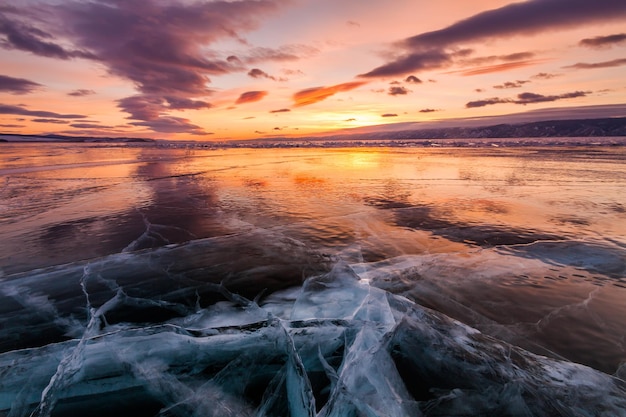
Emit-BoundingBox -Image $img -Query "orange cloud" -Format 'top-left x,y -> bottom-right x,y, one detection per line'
235,90 -> 268,104
456,60 -> 543,76
293,81 -> 366,107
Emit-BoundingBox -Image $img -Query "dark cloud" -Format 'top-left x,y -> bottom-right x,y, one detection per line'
381,113 -> 398,117
68,89 -> 95,97
360,49 -> 451,78
493,80 -> 530,89
405,75 -> 422,84
466,90 -> 590,108
388,86 -> 410,96
579,33 -> 626,49
475,88 -> 485,92
0,74 -> 41,94
466,97 -> 511,108
70,123 -> 115,129
31,118 -> 69,124
531,72 -> 560,80
361,0 -> 626,77
515,90 -> 589,104
563,58 -> 626,70
129,117 -> 206,135
419,108 -> 439,113
293,81 -> 366,106
345,118 -> 356,122
2,1 -> 286,134
273,127 -> 281,130
248,68 -> 285,81
0,104 -> 86,119
236,90 -> 268,104
270,108 -> 290,113
0,9 -> 95,60
118,95 -> 210,134
0,124 -> 23,128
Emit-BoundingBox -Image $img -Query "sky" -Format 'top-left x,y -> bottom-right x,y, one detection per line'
1,0 -> 626,141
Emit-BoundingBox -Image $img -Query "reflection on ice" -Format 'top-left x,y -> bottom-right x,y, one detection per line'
1,232 -> 624,416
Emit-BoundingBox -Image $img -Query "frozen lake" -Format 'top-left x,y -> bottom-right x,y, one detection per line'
1,142 -> 625,416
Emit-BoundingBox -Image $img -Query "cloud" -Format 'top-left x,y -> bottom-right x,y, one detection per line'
118,95 -> 210,134
360,50 -> 452,78
0,9 -> 95,60
243,44 -> 319,63
466,90 -> 590,107
388,86 -> 410,96
419,108 -> 439,113
361,0 -> 626,77
456,60 -> 541,76
32,118 -> 69,124
129,117 -> 206,135
68,89 -> 95,97
70,123 -> 115,129
381,113 -> 398,117
563,58 -> 626,69
493,80 -> 530,89
293,81 -> 366,106
515,90 -> 589,104
236,90 -> 268,104
579,33 -> 626,49
2,1 -> 287,134
466,97 -> 511,108
0,124 -> 23,128
0,103 -> 86,119
248,68 -> 285,81
405,75 -> 422,84
531,72 -> 561,80
345,118 -> 356,122
270,108 -> 290,113
0,74 -> 42,94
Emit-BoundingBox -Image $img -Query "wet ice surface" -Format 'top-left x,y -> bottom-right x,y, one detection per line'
1,143 -> 625,416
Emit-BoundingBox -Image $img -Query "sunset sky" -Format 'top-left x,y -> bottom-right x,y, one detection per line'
1,0 -> 626,140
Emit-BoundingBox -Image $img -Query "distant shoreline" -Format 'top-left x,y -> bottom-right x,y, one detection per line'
2,117 -> 625,147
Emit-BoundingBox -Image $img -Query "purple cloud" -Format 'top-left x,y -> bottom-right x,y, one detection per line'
419,108 -> 439,113
68,89 -> 95,97
0,9 -> 94,60
388,86 -> 410,96
579,33 -> 626,49
32,118 -> 69,124
0,74 -> 42,94
361,0 -> 626,78
563,58 -> 626,70
515,91 -> 589,104
493,80 -> 530,89
118,95 -> 210,134
466,97 -> 511,108
0,104 -> 86,119
70,123 -> 115,129
2,1 -> 286,134
531,72 -> 561,80
405,75 -> 422,84
248,68 -> 286,81
466,90 -> 590,108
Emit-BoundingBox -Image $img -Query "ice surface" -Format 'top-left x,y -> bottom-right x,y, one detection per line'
1,232 -> 625,416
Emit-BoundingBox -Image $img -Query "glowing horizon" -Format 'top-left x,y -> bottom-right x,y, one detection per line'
1,0 -> 625,141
